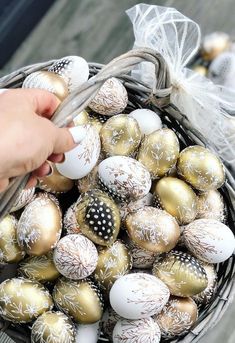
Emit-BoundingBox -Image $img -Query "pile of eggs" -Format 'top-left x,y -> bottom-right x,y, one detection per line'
0,54 -> 235,343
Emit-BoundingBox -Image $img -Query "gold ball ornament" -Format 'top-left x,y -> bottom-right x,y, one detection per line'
18,251 -> 60,283
177,146 -> 225,191
0,215 -> 25,263
31,311 -> 76,343
192,263 -> 217,304
100,114 -> 141,156
154,177 -> 198,225
154,296 -> 198,338
89,77 -> 128,116
201,32 -> 231,61
94,240 -> 132,292
63,203 -> 81,235
0,278 -> 53,323
75,189 -> 120,246
196,190 -> 226,222
138,128 -> 180,178
17,193 -> 62,256
38,162 -> 74,194
10,187 -> 35,213
22,71 -> 68,101
53,277 -> 103,324
153,251 -> 208,297
125,207 -> 180,253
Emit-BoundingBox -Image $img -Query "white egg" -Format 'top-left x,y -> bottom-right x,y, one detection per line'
109,273 -> 169,319
119,193 -> 154,222
128,109 -> 162,135
183,219 -> 235,263
56,125 -> 100,179
10,187 -> 35,213
127,240 -> 158,269
75,321 -> 100,343
98,156 -> 151,202
113,317 -> 161,343
49,56 -> 89,92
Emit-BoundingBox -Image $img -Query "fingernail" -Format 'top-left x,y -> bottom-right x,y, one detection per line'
69,126 -> 87,144
0,89 -> 8,95
46,164 -> 53,176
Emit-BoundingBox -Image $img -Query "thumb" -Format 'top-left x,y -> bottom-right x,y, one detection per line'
52,125 -> 88,154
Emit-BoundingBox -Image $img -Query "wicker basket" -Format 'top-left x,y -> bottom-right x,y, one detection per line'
0,48 -> 235,343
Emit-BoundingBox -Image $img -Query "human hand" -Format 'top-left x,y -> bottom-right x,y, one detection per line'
0,88 -> 77,192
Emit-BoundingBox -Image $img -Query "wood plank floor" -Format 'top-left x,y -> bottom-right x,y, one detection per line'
1,0 -> 235,342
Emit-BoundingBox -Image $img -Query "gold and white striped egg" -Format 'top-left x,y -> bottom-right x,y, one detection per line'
64,203 -> 81,235
128,108 -> 162,136
98,156 -> 151,202
22,71 -> 68,100
53,234 -> 98,280
56,124 -> 100,180
75,322 -> 100,343
109,273 -> 170,319
10,187 -> 35,213
0,278 -> 53,323
183,219 -> 235,263
125,207 -> 180,253
17,193 -> 62,256
192,263 -> 217,304
100,114 -> 141,156
153,251 -> 208,297
31,311 -> 76,343
53,277 -> 104,324
196,190 -> 226,222
89,77 -> 128,116
113,318 -> 161,343
48,55 -> 89,92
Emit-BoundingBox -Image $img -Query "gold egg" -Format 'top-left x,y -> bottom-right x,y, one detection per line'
64,203 -> 81,235
196,190 -> 225,222
53,277 -> 103,324
75,189 -> 120,246
201,32 -> 231,61
10,187 -> 35,213
31,311 -> 76,343
192,65 -> 208,76
154,177 -> 198,225
94,240 -> 132,292
76,165 -> 99,193
138,128 -> 180,178
18,251 -> 60,283
154,296 -> 198,338
0,278 -> 53,323
125,207 -> 180,253
89,113 -> 108,133
100,114 -> 141,156
38,162 -> 74,194
0,215 -> 25,263
192,263 -> 217,305
17,193 -> 62,256
73,110 -> 90,126
177,146 -> 225,191
22,71 -> 68,101
153,251 -> 208,297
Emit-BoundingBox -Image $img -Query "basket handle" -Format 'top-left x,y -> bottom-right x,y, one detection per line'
0,47 -> 172,220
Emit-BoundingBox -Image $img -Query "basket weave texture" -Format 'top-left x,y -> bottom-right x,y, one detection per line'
0,48 -> 234,343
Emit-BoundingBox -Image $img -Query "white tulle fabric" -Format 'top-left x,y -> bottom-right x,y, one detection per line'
126,4 -> 235,167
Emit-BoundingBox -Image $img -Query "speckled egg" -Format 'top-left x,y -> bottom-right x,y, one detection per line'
109,273 -> 170,319
196,190 -> 226,222
183,219 -> 235,263
89,77 -> 128,116
53,277 -> 103,324
53,234 -> 98,280
192,263 -> 217,304
10,187 -> 35,213
98,156 -> 151,202
153,251 -> 208,297
17,193 -> 62,256
64,203 -> 81,235
128,108 -> 162,136
125,207 -> 180,253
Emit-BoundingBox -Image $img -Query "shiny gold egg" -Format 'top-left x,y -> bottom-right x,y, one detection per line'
76,165 -> 99,194
177,146 -> 225,191
63,203 -> 81,235
0,215 -> 25,263
100,114 -> 141,156
38,162 -> 74,194
94,240 -> 132,292
73,110 -> 90,126
53,277 -> 103,324
154,177 -> 198,225
153,251 -> 208,297
192,263 -> 217,304
201,32 -> 231,61
31,311 -> 76,343
22,71 -> 68,101
18,251 -> 60,283
10,187 -> 35,213
125,207 -> 180,253
138,128 -> 180,178
196,190 -> 225,222
0,278 -> 53,323
75,189 -> 120,246
154,296 -> 198,338
17,193 -> 62,256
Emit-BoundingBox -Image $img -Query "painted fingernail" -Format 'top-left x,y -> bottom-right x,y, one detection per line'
69,126 -> 87,144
